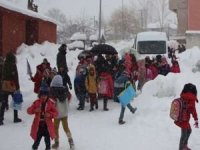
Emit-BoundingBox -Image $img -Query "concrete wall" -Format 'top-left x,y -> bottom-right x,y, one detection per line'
186,31 -> 200,49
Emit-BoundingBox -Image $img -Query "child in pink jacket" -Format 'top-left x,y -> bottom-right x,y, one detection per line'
27,88 -> 58,150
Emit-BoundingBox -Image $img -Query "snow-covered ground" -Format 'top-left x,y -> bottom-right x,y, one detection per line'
0,41 -> 200,150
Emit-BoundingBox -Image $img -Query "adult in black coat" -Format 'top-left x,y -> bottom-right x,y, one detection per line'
57,44 -> 68,72
0,52 -> 21,125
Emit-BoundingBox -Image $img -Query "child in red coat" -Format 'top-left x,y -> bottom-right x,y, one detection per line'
174,83 -> 198,150
170,61 -> 180,73
27,88 -> 58,150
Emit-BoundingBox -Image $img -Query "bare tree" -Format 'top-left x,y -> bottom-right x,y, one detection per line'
130,0 -> 155,31
109,6 -> 140,40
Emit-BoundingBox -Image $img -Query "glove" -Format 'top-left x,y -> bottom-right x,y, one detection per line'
194,120 -> 199,128
69,85 -> 72,90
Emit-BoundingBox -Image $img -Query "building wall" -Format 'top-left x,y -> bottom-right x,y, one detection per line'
186,31 -> 200,49
38,21 -> 56,43
2,11 -> 26,55
188,0 -> 200,30
0,6 -> 57,56
177,0 -> 188,35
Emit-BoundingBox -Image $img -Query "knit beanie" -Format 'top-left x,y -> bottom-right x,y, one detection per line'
50,75 -> 64,87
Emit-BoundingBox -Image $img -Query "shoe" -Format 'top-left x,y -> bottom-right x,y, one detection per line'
119,120 -> 126,125
0,122 -> 3,126
69,138 -> 75,150
131,107 -> 137,114
14,118 -> 22,123
52,141 -> 59,149
77,107 -> 84,110
89,108 -> 94,112
103,108 -> 109,111
119,120 -> 125,125
95,103 -> 98,109
183,145 -> 191,150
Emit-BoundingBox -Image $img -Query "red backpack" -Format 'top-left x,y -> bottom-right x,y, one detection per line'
170,98 -> 187,121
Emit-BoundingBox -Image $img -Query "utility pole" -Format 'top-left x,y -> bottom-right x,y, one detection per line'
98,0 -> 102,44
121,0 -> 124,39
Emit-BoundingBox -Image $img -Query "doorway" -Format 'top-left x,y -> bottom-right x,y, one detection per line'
26,20 -> 38,45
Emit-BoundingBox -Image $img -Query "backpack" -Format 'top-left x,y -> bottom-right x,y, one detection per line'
170,98 -> 187,121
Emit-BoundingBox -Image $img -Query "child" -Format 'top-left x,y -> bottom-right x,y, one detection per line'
27,87 -> 58,150
174,83 -> 198,150
85,65 -> 98,111
170,60 -> 180,73
74,68 -> 87,110
50,75 -> 75,150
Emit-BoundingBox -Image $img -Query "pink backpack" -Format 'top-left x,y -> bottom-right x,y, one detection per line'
170,98 -> 187,121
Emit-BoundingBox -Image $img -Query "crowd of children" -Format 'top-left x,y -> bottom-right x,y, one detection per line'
0,43 -> 184,150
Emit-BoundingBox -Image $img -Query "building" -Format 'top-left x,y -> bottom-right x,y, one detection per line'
0,1 -> 57,56
169,0 -> 200,35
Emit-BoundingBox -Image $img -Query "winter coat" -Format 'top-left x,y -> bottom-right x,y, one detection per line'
175,92 -> 198,129
27,98 -> 58,140
75,62 -> 88,77
170,65 -> 180,73
0,57 -> 4,90
85,73 -> 97,94
98,72 -> 113,98
31,72 -> 43,94
58,71 -> 72,89
2,53 -> 20,90
57,48 -> 68,72
74,74 -> 87,96
50,87 -> 69,118
50,75 -> 69,118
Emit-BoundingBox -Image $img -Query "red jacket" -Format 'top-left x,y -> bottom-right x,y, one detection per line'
175,93 -> 198,129
99,72 -> 113,98
170,65 -> 180,73
27,98 -> 58,140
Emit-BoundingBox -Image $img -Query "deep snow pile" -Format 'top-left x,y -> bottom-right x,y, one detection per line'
0,41 -> 200,150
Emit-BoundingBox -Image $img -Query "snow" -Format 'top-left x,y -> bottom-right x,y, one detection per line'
70,32 -> 87,41
136,31 -> 168,41
68,41 -> 84,50
0,1 -> 57,24
0,40 -> 200,150
186,30 -> 200,34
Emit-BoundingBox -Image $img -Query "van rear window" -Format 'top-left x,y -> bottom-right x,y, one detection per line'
138,41 -> 166,54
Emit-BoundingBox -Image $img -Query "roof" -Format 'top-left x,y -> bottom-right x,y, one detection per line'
136,31 -> 168,41
0,1 -> 57,24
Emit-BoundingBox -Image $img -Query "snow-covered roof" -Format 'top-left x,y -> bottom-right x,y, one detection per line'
70,32 -> 87,41
0,1 -> 57,24
68,41 -> 84,50
186,30 -> 200,34
136,31 -> 168,41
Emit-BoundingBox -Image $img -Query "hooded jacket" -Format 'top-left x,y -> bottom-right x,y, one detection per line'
175,92 -> 198,129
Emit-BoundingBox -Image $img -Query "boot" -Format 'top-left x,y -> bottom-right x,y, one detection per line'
183,145 -> 191,150
119,120 -> 125,125
103,98 -> 109,111
89,104 -> 94,112
95,102 -> 98,109
130,107 -> 137,114
52,141 -> 59,149
69,138 -> 75,150
14,110 -> 22,123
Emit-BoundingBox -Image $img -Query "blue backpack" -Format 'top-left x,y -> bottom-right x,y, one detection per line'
13,91 -> 23,104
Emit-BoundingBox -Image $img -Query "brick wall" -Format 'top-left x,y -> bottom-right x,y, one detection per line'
38,21 -> 56,44
2,12 -> 26,55
188,0 -> 200,30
